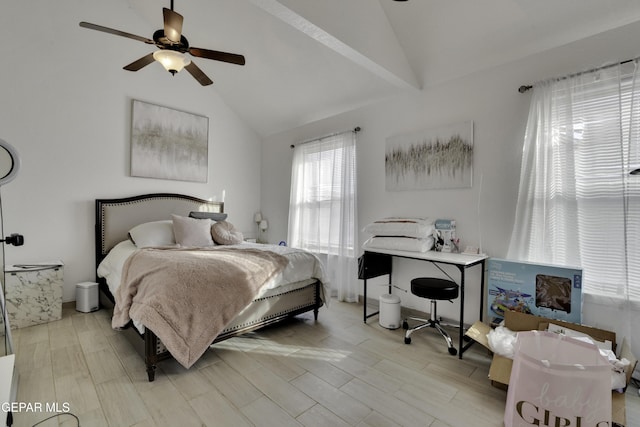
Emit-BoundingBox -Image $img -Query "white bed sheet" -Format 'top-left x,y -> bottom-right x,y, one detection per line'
98,241 -> 327,334
98,240 -> 328,300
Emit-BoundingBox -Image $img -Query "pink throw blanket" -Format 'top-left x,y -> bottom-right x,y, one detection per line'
112,246 -> 289,368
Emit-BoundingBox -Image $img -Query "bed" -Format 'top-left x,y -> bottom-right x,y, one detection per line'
95,193 -> 326,381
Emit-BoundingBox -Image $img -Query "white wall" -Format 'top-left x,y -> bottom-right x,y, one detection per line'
261,21 -> 640,330
0,0 -> 262,301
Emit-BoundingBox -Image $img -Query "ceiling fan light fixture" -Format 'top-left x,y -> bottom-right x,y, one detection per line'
153,50 -> 191,75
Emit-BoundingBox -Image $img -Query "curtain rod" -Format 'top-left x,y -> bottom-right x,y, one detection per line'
290,127 -> 361,149
518,57 -> 637,93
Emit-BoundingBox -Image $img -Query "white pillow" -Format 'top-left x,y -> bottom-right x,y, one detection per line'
362,217 -> 434,238
362,236 -> 434,253
172,214 -> 215,247
128,220 -> 176,248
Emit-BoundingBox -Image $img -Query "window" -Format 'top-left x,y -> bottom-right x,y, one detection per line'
288,132 -> 356,254
509,61 -> 640,303
288,130 -> 359,302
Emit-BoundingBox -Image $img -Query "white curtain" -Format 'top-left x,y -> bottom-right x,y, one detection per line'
288,131 -> 359,302
508,61 -> 640,360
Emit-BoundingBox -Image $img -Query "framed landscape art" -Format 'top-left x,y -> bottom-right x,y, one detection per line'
385,121 -> 473,191
130,100 -> 209,182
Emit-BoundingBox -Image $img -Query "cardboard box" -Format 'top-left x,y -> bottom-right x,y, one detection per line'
466,310 -> 637,426
487,258 -> 583,325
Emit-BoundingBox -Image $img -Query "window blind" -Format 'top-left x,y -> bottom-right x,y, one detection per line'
511,61 -> 640,301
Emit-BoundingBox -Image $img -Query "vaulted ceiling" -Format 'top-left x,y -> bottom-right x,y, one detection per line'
101,0 -> 640,137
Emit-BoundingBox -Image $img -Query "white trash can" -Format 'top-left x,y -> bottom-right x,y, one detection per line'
76,282 -> 99,313
379,293 -> 401,329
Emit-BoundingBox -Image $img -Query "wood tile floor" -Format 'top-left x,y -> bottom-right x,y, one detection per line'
9,300 -> 640,426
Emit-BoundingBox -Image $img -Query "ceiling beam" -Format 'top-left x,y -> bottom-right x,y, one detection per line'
249,0 -> 420,90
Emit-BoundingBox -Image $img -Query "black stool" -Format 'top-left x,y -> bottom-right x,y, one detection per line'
403,277 -> 459,355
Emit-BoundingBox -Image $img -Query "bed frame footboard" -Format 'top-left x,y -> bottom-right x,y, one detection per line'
100,280 -> 323,381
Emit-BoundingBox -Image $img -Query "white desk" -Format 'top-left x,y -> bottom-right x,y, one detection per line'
359,249 -> 488,358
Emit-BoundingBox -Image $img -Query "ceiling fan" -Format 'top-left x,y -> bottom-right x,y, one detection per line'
79,1 -> 245,86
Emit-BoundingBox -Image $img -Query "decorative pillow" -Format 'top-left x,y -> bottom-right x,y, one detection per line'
128,220 -> 176,248
171,214 -> 215,247
189,211 -> 228,221
211,221 -> 244,245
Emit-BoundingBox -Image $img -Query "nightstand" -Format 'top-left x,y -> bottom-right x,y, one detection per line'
4,262 -> 64,328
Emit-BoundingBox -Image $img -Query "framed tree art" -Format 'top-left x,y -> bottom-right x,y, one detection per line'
130,100 -> 209,183
385,121 -> 473,191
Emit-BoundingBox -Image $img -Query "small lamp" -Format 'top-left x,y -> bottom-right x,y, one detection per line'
258,219 -> 268,243
254,212 -> 262,241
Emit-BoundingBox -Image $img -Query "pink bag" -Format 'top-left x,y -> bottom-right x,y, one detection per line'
504,330 -> 612,427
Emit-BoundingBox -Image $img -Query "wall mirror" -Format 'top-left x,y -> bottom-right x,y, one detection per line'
0,139 -> 19,187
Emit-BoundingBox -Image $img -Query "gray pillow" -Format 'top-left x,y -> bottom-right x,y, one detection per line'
172,215 -> 215,247
211,221 -> 244,245
189,211 -> 228,221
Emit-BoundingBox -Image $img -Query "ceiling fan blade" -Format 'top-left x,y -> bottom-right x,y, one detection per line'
189,47 -> 245,66
163,7 -> 183,43
79,22 -> 154,44
123,53 -> 156,71
185,62 -> 213,86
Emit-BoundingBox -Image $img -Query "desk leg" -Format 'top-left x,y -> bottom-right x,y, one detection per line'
458,266 -> 465,359
363,278 -> 368,323
363,277 -> 382,323
479,260 -> 485,322
458,262 -> 484,358
363,270 -> 393,323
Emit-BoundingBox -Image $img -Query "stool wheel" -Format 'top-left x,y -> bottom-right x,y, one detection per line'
448,347 -> 457,356
404,336 -> 411,344
402,320 -> 409,330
